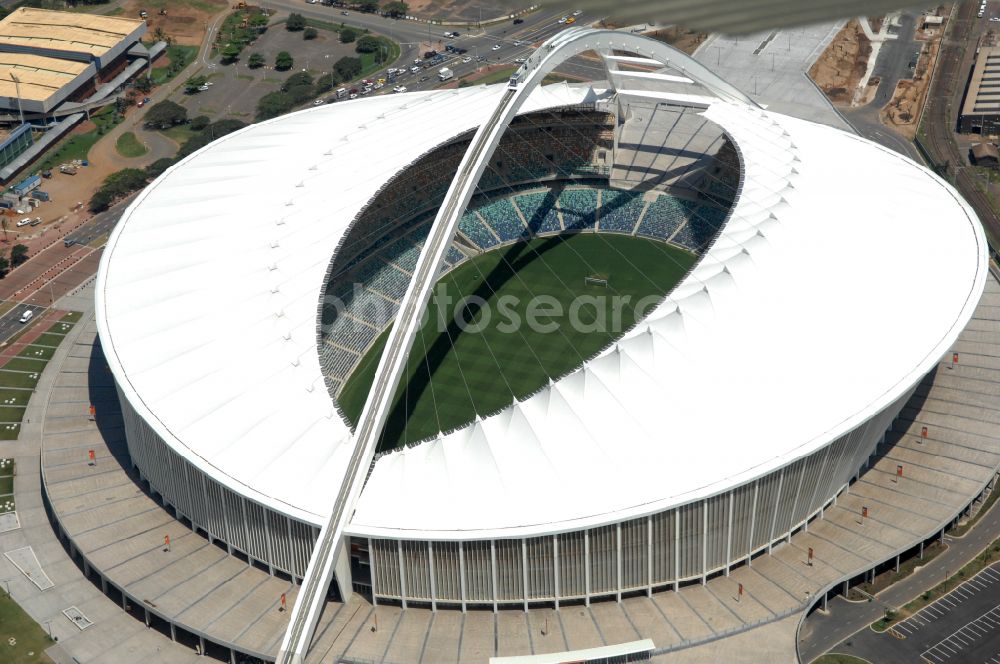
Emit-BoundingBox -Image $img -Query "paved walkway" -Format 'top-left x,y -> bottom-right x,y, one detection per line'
28,270 -> 1000,663
0,284 -> 200,664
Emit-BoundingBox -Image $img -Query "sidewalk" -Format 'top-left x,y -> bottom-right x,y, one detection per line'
798,490 -> 1000,661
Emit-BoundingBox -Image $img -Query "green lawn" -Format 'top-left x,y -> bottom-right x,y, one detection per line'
115,131 -> 147,158
0,475 -> 11,495
158,124 -> 198,146
1,359 -> 44,373
28,334 -> 64,349
0,592 -> 53,663
0,371 -> 38,389
37,106 -> 121,171
60,312 -> 82,324
151,44 -> 199,86
17,345 -> 54,362
0,389 -> 30,407
0,407 -> 26,424
0,424 -> 20,441
47,321 -> 73,334
338,234 -> 696,450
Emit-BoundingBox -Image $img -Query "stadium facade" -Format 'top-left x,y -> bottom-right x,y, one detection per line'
96,31 -> 987,613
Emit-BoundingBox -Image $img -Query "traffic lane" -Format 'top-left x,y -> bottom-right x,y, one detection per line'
0,304 -> 45,344
0,243 -> 92,301
20,250 -> 101,308
831,563 -> 1000,664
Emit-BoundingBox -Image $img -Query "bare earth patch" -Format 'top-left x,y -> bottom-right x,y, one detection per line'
880,37 -> 940,139
808,19 -> 871,105
120,0 -> 228,46
406,0 -> 530,22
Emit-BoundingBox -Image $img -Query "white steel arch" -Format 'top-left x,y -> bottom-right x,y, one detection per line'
278,28 -> 753,663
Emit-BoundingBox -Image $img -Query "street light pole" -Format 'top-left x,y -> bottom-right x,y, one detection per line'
10,73 -> 24,126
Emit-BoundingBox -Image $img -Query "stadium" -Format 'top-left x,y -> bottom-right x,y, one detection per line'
95,26 -> 986,629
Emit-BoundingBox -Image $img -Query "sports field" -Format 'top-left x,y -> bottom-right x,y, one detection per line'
338,233 -> 696,451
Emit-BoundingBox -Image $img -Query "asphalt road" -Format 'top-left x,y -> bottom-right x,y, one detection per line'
800,497 -> 1000,662
841,12 -> 923,163
826,563 -> 1000,664
266,1 -> 604,94
63,194 -> 134,247
0,304 -> 46,343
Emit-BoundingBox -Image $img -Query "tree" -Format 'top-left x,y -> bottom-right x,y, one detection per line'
190,115 -> 211,131
102,169 -> 148,198
356,35 -> 379,53
303,27 -> 317,40
177,120 -> 247,158
281,71 -> 314,91
10,244 -> 29,268
339,26 -> 357,44
286,12 -> 306,31
134,77 -> 152,94
144,157 -> 175,179
248,52 -> 265,69
275,51 -> 293,71
249,12 -> 269,30
357,0 -> 379,12
333,56 -> 362,81
143,100 -> 187,129
0,254 -> 9,277
184,75 -> 207,94
255,91 -> 296,121
221,43 -> 241,63
89,189 -> 114,213
316,73 -> 336,93
382,1 -> 408,17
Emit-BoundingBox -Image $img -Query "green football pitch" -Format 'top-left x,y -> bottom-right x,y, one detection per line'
337,233 -> 697,451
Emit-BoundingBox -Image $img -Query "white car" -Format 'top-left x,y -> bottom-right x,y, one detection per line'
410,65 -> 421,73
15,217 -> 30,227
558,16 -> 568,23
492,43 -> 501,51
461,56 -> 472,63
393,85 -> 407,93
514,57 -> 526,64
349,93 -> 358,99
198,84 -> 209,91
313,99 -> 324,105
573,9 -> 582,15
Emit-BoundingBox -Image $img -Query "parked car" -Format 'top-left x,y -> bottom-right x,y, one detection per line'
313,99 -> 324,105
349,93 -> 358,99
513,18 -> 524,24
419,76 -> 430,82
514,57 -> 526,64
461,56 -> 472,63
198,84 -> 209,91
492,43 -> 501,51
16,217 -> 31,227
393,85 -> 407,93
573,9 -> 583,15
341,10 -> 348,15
30,217 -> 40,226
137,99 -> 146,107
558,16 -> 568,23
19,310 -> 32,324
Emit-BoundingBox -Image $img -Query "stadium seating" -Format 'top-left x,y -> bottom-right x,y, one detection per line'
598,190 -> 645,234
636,195 -> 695,242
559,189 -> 598,231
458,212 -> 499,250
477,198 -> 527,242
516,191 -> 562,235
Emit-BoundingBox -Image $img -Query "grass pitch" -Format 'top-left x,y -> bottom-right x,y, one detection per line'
338,233 -> 696,451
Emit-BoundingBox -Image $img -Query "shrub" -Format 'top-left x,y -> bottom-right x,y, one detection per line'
340,27 -> 357,43
304,27 -> 317,40
275,51 -> 293,71
286,12 -> 306,31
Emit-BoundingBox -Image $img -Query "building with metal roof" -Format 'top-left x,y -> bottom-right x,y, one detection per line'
0,8 -> 145,114
96,30 -> 986,623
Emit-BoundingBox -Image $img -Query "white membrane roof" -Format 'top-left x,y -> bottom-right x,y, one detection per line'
96,84 -> 987,537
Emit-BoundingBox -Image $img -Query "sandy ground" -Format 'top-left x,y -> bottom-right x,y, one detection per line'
808,19 -> 872,104
880,37 -> 940,139
119,0 -> 228,46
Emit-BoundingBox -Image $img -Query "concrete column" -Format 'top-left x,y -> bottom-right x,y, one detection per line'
144,608 -> 150,627
767,469 -> 785,554
646,516 -> 653,597
553,536 -> 561,608
458,541 -> 467,613
747,482 -> 759,567
701,500 -> 708,585
672,512 -> 680,591
895,554 -> 900,573
919,541 -> 924,559
491,540 -> 498,612
725,492 -> 734,577
428,541 -> 437,612
397,539 -> 408,609
368,538 -> 377,607
822,592 -> 828,611
521,539 -> 529,611
616,523 -> 623,601
170,622 -> 176,641
199,636 -> 205,656
584,530 -> 591,606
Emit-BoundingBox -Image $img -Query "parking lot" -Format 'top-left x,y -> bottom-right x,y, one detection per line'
830,563 -> 1000,663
